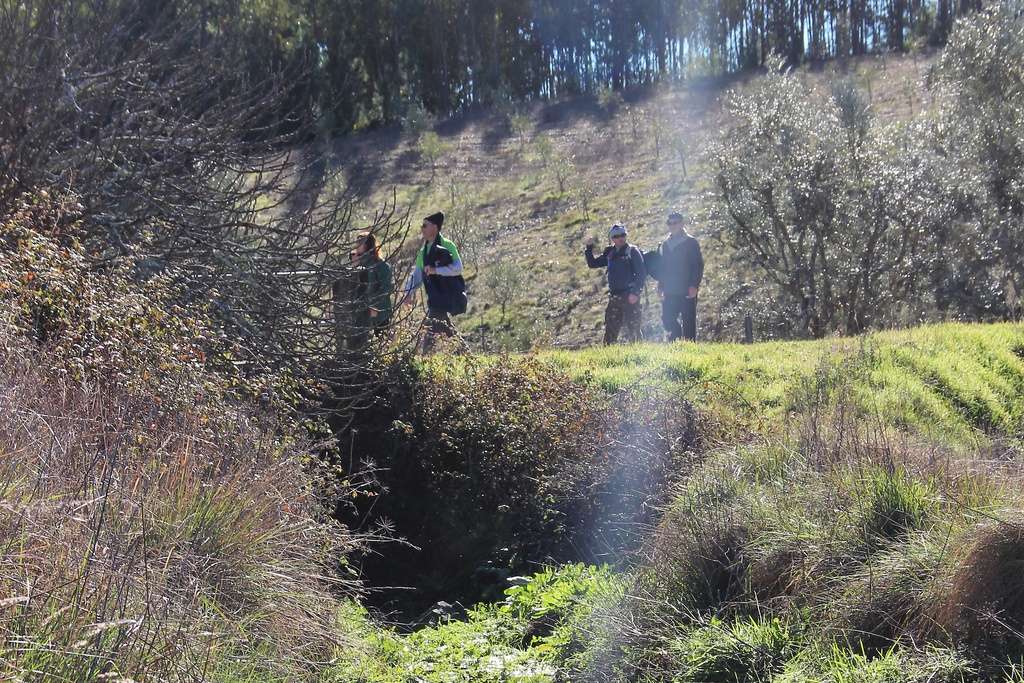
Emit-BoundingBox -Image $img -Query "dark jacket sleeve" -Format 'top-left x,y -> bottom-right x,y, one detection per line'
368,260 -> 393,316
687,238 -> 705,290
630,247 -> 647,296
585,245 -> 609,269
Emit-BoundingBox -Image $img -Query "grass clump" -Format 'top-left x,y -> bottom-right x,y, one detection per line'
933,521 -> 1024,649
664,615 -> 798,682
776,641 -> 977,683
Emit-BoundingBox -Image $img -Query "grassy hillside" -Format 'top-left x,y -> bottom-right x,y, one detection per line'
542,322 -> 1024,445
336,49 -> 941,349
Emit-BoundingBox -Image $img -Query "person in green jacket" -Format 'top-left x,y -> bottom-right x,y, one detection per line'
349,231 -> 393,349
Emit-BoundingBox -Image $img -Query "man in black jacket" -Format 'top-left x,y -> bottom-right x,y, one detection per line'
403,211 -> 463,352
585,223 -> 647,344
657,211 -> 704,342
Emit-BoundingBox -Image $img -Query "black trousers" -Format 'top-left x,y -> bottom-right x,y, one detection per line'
604,293 -> 643,345
423,307 -> 456,353
661,294 -> 697,342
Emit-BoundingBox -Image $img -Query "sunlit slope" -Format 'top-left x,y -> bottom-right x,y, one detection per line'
540,322 -> 1024,445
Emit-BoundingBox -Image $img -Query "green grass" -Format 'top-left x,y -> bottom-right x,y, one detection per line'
538,322 -> 1024,446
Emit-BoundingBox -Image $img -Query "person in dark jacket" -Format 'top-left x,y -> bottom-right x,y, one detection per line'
403,211 -> 463,352
585,223 -> 647,345
333,231 -> 394,354
351,231 -> 393,345
657,211 -> 704,342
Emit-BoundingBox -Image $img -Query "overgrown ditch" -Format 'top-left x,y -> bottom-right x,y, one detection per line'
329,353 -> 708,620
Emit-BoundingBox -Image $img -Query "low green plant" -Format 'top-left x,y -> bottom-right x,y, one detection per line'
503,563 -> 625,655
776,641 -> 977,683
332,565 -> 623,683
665,616 -> 797,682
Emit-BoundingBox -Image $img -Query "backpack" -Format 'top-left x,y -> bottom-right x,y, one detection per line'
620,244 -> 660,283
641,246 -> 662,282
445,273 -> 468,315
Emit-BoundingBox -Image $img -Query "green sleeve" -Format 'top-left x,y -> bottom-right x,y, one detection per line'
441,236 -> 461,262
369,261 -> 393,312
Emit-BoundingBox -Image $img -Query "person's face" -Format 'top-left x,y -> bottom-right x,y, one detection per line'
667,217 -> 684,234
611,233 -> 627,246
421,220 -> 439,241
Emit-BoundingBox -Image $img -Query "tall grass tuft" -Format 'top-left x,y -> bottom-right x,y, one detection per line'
933,521 -> 1024,650
0,327 -> 354,682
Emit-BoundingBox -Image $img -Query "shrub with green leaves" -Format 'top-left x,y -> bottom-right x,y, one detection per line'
345,350 -> 702,614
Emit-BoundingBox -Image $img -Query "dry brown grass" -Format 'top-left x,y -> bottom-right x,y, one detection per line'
0,317 -> 354,681
931,520 -> 1024,648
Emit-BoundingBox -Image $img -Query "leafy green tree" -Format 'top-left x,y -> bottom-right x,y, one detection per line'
482,255 -> 526,321
532,132 -> 555,169
927,2 -> 1024,320
596,83 -> 624,119
510,112 -> 533,154
551,154 -> 577,196
417,131 -> 450,181
709,59 -> 924,337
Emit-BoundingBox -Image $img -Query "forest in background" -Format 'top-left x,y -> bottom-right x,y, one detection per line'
1,0 -> 980,136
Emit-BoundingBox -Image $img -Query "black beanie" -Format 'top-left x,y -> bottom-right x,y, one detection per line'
425,211 -> 445,229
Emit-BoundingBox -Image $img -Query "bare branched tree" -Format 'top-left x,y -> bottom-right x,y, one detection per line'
0,0 -> 411,419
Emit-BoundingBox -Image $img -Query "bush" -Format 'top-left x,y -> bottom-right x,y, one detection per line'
342,350 -> 704,616
0,188 -> 356,682
0,191 -> 213,390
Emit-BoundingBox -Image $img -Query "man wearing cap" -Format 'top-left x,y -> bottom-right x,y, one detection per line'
585,223 -> 647,345
403,211 -> 463,351
658,211 -> 704,342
